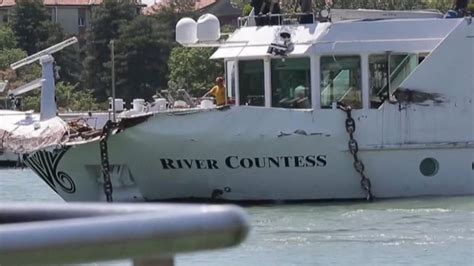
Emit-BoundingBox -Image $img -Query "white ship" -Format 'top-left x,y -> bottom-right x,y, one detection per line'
0,41 -> 110,167
2,7 -> 473,202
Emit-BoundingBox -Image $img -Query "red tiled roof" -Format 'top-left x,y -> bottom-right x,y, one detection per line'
0,0 -> 107,7
44,0 -> 103,6
195,0 -> 216,10
0,0 -> 16,7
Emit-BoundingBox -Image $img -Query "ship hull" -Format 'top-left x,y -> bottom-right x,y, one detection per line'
26,106 -> 474,202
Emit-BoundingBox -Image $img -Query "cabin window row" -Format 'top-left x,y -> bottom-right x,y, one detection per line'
231,53 -> 418,109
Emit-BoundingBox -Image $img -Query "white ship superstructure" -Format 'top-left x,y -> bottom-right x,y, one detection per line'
1,7 -> 473,202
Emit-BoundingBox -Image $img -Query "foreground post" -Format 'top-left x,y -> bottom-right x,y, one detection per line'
0,203 -> 249,265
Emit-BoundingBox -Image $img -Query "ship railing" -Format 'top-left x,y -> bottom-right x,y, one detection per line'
0,202 -> 249,266
238,12 -> 316,28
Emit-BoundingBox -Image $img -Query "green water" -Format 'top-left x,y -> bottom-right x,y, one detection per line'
1,169 -> 473,265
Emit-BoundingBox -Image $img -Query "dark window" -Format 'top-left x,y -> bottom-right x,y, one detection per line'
0,10 -> 8,23
78,8 -> 86,26
238,60 -> 264,106
369,54 -> 417,108
420,158 -> 439,177
271,58 -> 311,108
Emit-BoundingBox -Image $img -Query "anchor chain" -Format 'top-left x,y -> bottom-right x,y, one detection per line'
99,120 -> 119,202
337,103 -> 374,201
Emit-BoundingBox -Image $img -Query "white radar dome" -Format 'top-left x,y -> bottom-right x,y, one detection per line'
197,14 -> 220,42
176,17 -> 197,44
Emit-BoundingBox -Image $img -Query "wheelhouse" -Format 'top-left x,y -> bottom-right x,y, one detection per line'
213,16 -> 461,110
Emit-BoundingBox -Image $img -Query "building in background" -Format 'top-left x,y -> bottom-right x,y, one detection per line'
0,0 -> 144,37
197,0 -> 241,26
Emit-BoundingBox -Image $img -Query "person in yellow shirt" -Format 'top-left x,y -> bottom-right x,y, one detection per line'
203,76 -> 226,106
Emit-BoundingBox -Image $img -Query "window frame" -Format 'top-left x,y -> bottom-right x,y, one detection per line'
237,59 -> 266,107
319,54 -> 363,109
270,56 -> 312,109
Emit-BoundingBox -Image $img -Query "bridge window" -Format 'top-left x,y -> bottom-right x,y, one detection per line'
239,60 -> 264,106
271,58 -> 311,108
320,56 -> 362,109
369,54 -> 418,108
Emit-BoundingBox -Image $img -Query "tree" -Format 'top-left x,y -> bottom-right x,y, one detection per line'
44,23 -> 82,85
96,0 -> 196,102
0,26 -> 26,70
0,25 -> 39,90
149,0 -> 195,43
233,0 -> 429,13
114,16 -> 172,103
10,0 -> 50,55
150,0 -> 195,16
9,0 -> 81,86
423,0 -> 463,12
83,0 -> 139,102
0,25 -> 18,50
22,82 -> 100,112
168,47 -> 223,97
0,48 -> 26,70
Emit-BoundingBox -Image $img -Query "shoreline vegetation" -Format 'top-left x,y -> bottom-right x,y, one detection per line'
0,0 -> 469,112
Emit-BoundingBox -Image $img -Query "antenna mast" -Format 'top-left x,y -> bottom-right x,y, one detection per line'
9,37 -> 78,120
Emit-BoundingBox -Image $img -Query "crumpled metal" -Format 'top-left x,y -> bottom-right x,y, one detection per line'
0,113 -> 69,154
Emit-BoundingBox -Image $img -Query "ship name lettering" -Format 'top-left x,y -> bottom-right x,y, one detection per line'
224,155 -> 327,169
160,159 -> 219,170
160,155 -> 327,170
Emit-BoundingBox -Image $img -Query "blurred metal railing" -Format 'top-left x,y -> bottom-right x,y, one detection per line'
0,203 -> 249,265
238,13 -> 315,27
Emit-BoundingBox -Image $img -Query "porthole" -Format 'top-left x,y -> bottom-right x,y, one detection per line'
419,158 -> 439,177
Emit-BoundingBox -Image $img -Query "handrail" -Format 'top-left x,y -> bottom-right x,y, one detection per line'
238,13 -> 315,27
0,203 -> 249,265
10,37 -> 77,70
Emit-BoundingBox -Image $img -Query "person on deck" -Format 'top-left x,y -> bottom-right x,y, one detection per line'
454,0 -> 469,11
251,0 -> 281,26
446,0 -> 470,17
299,0 -> 314,24
203,77 -> 226,106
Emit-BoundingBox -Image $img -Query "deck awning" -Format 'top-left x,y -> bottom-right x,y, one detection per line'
211,24 -> 325,60
211,18 -> 460,59
210,43 -> 311,59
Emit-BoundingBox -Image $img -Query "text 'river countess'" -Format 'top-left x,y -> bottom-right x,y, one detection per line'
160,155 -> 328,170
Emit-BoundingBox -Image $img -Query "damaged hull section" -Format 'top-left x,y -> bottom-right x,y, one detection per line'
20,17 -> 474,202
31,106 -> 473,202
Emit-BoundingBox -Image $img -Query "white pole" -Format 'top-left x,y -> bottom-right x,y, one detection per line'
39,55 -> 57,121
235,60 -> 240,106
110,40 -> 116,122
310,55 -> 320,109
264,58 -> 271,107
361,53 -> 370,109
